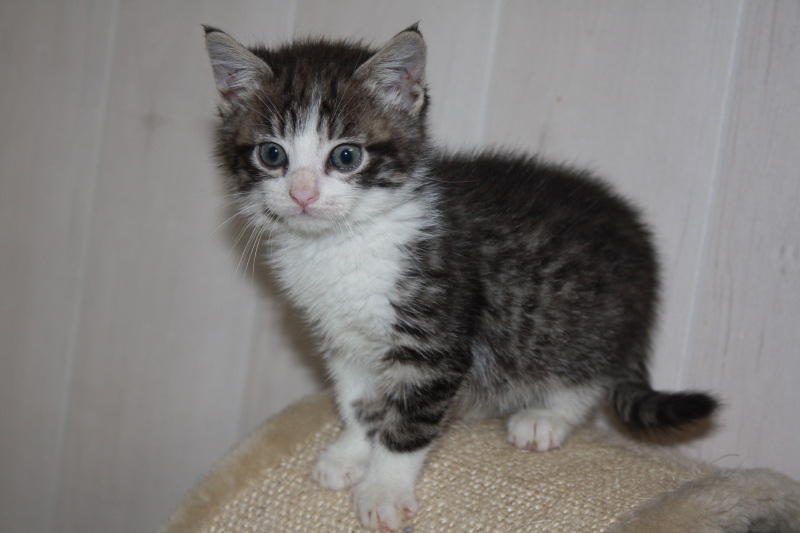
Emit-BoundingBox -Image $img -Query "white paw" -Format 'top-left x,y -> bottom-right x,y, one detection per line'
353,477 -> 418,531
311,438 -> 369,490
507,409 -> 571,452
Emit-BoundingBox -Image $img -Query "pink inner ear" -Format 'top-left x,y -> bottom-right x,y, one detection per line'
395,68 -> 423,111
212,64 -> 244,105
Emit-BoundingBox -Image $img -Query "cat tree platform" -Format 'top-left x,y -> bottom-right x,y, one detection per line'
161,392 -> 800,532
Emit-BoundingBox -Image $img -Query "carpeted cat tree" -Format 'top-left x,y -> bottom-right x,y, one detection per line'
162,392 -> 800,532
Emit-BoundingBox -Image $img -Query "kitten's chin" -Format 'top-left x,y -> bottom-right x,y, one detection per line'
279,211 -> 344,236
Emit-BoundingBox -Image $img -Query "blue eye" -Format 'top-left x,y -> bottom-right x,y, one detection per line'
329,144 -> 363,171
257,143 -> 287,167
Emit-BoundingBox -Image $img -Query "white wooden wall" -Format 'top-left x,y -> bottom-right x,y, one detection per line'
2,1 -> 798,531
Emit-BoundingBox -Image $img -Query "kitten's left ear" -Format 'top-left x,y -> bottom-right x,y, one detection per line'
355,25 -> 426,115
204,26 -> 272,116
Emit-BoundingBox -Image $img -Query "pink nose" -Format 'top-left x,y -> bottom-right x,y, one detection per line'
290,185 -> 319,208
289,169 -> 320,209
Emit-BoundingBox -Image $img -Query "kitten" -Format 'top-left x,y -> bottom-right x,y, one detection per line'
204,25 -> 717,531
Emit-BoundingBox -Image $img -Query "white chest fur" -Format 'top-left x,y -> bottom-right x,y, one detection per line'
269,196 -> 430,359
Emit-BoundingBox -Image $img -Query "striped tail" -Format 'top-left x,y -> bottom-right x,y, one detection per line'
610,381 -> 718,429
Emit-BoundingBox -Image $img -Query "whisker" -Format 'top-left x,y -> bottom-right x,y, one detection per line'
236,223 -> 262,279
205,206 -> 249,242
249,222 -> 270,279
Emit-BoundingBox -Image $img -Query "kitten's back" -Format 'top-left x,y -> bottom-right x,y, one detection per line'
431,152 -> 716,427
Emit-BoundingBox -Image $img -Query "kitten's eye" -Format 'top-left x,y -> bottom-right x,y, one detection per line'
257,143 -> 287,167
329,144 -> 363,171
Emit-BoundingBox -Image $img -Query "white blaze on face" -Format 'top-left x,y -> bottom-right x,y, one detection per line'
286,98 -> 324,211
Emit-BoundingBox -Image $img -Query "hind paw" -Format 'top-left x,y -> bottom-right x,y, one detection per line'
507,410 -> 572,452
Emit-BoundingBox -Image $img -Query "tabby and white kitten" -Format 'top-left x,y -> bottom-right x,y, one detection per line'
204,25 -> 717,531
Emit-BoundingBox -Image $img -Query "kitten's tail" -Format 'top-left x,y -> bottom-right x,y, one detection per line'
609,381 -> 718,430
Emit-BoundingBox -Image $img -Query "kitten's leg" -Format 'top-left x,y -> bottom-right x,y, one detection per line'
353,359 -> 462,530
312,359 -> 373,489
507,384 -> 600,452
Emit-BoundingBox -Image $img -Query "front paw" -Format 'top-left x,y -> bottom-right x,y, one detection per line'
312,439 -> 369,489
353,477 -> 418,531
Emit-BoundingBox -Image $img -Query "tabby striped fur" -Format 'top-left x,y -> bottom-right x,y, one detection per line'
204,25 -> 717,531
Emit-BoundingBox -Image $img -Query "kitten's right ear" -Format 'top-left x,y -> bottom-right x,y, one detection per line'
203,26 -> 272,116
355,26 -> 427,115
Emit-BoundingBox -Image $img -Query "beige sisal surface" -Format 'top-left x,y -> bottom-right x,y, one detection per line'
164,392 -> 721,532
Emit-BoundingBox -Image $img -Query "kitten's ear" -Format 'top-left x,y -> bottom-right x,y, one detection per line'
355,25 -> 426,115
204,26 -> 272,116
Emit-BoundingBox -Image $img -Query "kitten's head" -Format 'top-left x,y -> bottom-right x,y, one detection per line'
204,25 -> 430,235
